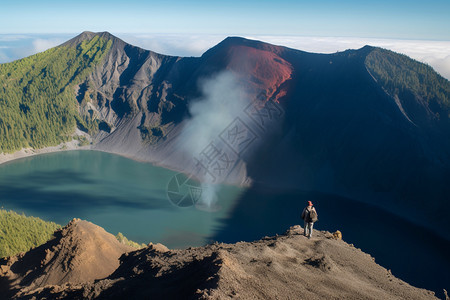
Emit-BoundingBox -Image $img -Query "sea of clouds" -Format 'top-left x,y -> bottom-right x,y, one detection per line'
0,33 -> 449,80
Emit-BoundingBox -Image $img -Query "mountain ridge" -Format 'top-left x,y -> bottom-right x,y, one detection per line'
0,219 -> 439,299
0,31 -> 450,242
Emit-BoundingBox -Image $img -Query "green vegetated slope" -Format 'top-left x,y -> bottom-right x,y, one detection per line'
0,209 -> 60,257
116,232 -> 146,249
0,35 -> 112,153
365,48 -> 450,119
0,209 -> 144,258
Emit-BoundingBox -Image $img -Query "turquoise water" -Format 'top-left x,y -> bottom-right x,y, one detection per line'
0,150 -> 243,248
0,150 -> 449,296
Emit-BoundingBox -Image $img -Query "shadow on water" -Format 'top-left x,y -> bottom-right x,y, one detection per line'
209,184 -> 450,297
11,169 -> 96,185
0,169 -> 173,224
1,151 -> 448,297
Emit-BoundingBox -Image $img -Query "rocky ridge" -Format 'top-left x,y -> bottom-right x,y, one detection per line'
62,32 -> 450,241
1,31 -> 450,240
0,219 -> 438,299
0,219 -> 134,298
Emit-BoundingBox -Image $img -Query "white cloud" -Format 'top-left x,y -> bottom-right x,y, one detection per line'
245,35 -> 450,80
117,34 -> 450,80
421,55 -> 450,80
32,38 -> 65,53
0,51 -> 9,62
0,35 -> 69,63
0,35 -> 31,42
1,33 -> 449,81
116,33 -> 226,57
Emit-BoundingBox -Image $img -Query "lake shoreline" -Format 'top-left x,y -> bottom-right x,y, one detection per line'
0,140 -> 167,171
0,128 -> 97,166
0,140 -> 193,181
0,141 -> 93,166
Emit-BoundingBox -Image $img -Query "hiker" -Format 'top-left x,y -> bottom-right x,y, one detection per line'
301,201 -> 318,239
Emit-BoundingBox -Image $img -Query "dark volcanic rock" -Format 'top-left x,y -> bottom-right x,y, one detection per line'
5,31 -> 450,242
62,33 -> 450,240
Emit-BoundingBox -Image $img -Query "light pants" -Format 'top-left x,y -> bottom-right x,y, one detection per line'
304,222 -> 314,237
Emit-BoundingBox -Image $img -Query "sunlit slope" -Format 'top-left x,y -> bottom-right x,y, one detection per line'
0,209 -> 60,257
0,35 -> 112,153
1,32 -> 450,240
365,48 -> 450,126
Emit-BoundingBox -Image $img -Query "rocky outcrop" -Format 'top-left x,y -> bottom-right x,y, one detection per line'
69,33 -> 295,186
0,219 -> 134,298
4,31 -> 450,246
0,222 -> 437,299
61,33 -> 450,241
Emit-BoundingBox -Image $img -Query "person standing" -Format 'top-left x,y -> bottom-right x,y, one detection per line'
301,201 -> 318,239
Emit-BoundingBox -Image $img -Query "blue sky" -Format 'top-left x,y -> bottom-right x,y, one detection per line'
1,0 -> 450,80
1,0 -> 450,40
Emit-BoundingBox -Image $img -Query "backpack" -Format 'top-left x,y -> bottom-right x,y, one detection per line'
308,209 -> 318,223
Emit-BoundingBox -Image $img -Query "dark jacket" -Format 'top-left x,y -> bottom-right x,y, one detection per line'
301,206 -> 317,223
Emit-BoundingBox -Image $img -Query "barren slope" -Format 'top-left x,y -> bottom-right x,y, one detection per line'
2,32 -> 450,240
2,222 -> 437,299
0,219 -> 134,298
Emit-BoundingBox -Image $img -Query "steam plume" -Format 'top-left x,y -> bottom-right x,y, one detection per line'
179,71 -> 250,208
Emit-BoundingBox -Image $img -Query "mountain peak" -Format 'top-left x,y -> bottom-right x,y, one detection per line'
79,30 -> 113,39
202,36 -> 289,58
62,31 -> 124,47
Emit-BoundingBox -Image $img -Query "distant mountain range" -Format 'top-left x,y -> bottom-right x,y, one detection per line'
0,31 -> 449,240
